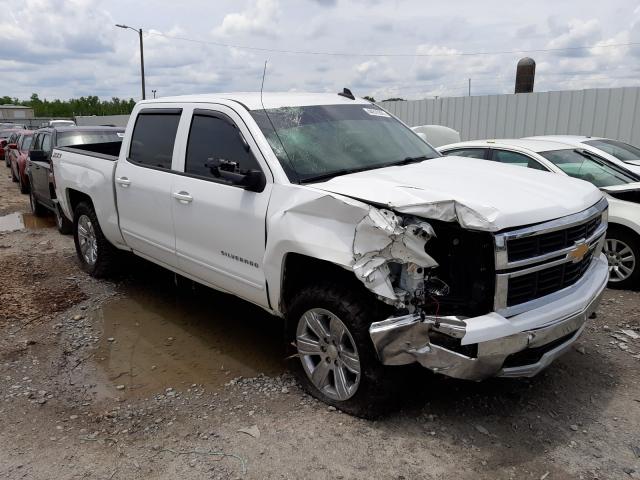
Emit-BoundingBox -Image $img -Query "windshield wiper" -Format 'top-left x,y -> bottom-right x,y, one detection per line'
383,155 -> 433,167
299,165 -> 375,184
299,155 -> 434,184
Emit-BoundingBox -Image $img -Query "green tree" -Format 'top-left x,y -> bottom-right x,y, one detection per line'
0,94 -> 138,117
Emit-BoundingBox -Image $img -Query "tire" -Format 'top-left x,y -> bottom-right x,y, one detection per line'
288,281 -> 398,418
18,174 -> 28,194
55,204 -> 72,235
29,186 -> 48,217
73,202 -> 118,278
604,226 -> 640,289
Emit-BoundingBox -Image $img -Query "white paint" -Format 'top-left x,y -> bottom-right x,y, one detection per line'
311,156 -> 603,231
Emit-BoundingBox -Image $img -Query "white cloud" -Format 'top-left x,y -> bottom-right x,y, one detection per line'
0,0 -> 639,102
546,19 -> 601,56
213,0 -> 281,38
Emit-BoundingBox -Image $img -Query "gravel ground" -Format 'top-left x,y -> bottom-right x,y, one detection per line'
0,169 -> 639,480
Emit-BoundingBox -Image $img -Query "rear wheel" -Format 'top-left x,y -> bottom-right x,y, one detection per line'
73,202 -> 118,277
55,204 -> 72,235
288,282 -> 398,418
604,227 -> 640,289
29,186 -> 48,217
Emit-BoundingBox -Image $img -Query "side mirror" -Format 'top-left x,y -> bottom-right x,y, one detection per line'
8,143 -> 17,149
241,170 -> 266,192
29,150 -> 49,163
205,157 -> 266,192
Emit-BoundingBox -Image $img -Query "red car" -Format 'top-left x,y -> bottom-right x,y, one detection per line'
8,130 -> 34,193
1,128 -> 25,166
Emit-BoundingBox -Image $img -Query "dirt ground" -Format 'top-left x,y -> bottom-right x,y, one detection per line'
0,169 -> 639,480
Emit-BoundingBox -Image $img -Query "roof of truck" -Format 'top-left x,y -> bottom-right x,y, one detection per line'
139,92 -> 372,110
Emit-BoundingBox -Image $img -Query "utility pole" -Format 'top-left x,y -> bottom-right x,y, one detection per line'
116,24 -> 146,100
468,78 -> 471,97
139,28 -> 146,100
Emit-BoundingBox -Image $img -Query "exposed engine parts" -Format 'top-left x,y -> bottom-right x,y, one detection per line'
352,208 -> 446,311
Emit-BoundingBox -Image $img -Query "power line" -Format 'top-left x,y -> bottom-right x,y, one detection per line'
145,30 -> 640,58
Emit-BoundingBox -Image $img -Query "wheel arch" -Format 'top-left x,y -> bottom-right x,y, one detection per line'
67,189 -> 94,216
607,221 -> 640,241
278,253 -> 364,317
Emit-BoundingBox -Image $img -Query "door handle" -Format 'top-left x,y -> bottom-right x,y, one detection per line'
116,176 -> 131,187
172,191 -> 193,204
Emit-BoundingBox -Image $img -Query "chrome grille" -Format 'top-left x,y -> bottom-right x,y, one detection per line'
494,198 -> 608,317
507,216 -> 601,262
506,251 -> 593,306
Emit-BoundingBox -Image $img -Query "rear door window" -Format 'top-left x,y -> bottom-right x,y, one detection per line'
442,148 -> 488,159
492,149 -> 549,171
31,134 -> 41,150
20,135 -> 33,151
184,113 -> 261,182
41,134 -> 52,153
129,111 -> 181,169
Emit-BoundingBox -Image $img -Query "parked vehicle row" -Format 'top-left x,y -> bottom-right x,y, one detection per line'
3,123 -> 125,236
439,136 -> 640,289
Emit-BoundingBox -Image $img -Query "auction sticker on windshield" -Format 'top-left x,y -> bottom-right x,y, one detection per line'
363,108 -> 390,118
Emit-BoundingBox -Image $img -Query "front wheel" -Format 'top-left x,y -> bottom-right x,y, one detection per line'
288,282 -> 397,418
73,202 -> 118,277
604,227 -> 640,289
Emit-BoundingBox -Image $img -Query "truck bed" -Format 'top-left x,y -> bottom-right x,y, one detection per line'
52,144 -> 127,248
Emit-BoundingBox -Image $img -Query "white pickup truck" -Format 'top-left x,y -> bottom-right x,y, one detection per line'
53,92 -> 609,416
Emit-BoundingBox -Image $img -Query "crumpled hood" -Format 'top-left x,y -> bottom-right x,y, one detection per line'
310,156 -> 604,231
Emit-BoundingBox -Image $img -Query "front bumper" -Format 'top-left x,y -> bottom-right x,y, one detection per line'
369,254 -> 609,381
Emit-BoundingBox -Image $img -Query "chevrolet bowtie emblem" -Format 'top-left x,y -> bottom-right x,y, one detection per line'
568,242 -> 589,263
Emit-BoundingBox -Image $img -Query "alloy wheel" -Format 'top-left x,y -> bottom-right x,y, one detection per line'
604,238 -> 636,282
296,308 -> 361,401
77,214 -> 98,266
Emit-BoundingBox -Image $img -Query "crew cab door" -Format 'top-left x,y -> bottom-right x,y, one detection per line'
30,132 -> 54,207
171,106 -> 273,307
115,108 -> 182,268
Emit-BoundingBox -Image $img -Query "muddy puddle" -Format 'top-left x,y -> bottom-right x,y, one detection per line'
0,212 -> 55,232
91,279 -> 286,399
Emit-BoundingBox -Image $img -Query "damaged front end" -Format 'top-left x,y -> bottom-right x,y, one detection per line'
355,201 -> 609,381
352,206 -> 495,317
352,206 -> 502,379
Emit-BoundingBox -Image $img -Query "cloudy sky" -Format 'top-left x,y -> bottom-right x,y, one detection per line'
1,0 -> 639,102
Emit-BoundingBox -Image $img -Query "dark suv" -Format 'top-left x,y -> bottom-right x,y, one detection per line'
28,126 -> 124,233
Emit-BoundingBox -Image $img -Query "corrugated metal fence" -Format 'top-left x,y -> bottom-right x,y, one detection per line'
379,87 -> 640,145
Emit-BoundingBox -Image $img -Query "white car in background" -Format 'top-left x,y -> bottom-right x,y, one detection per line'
439,138 -> 640,289
525,135 -> 640,176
